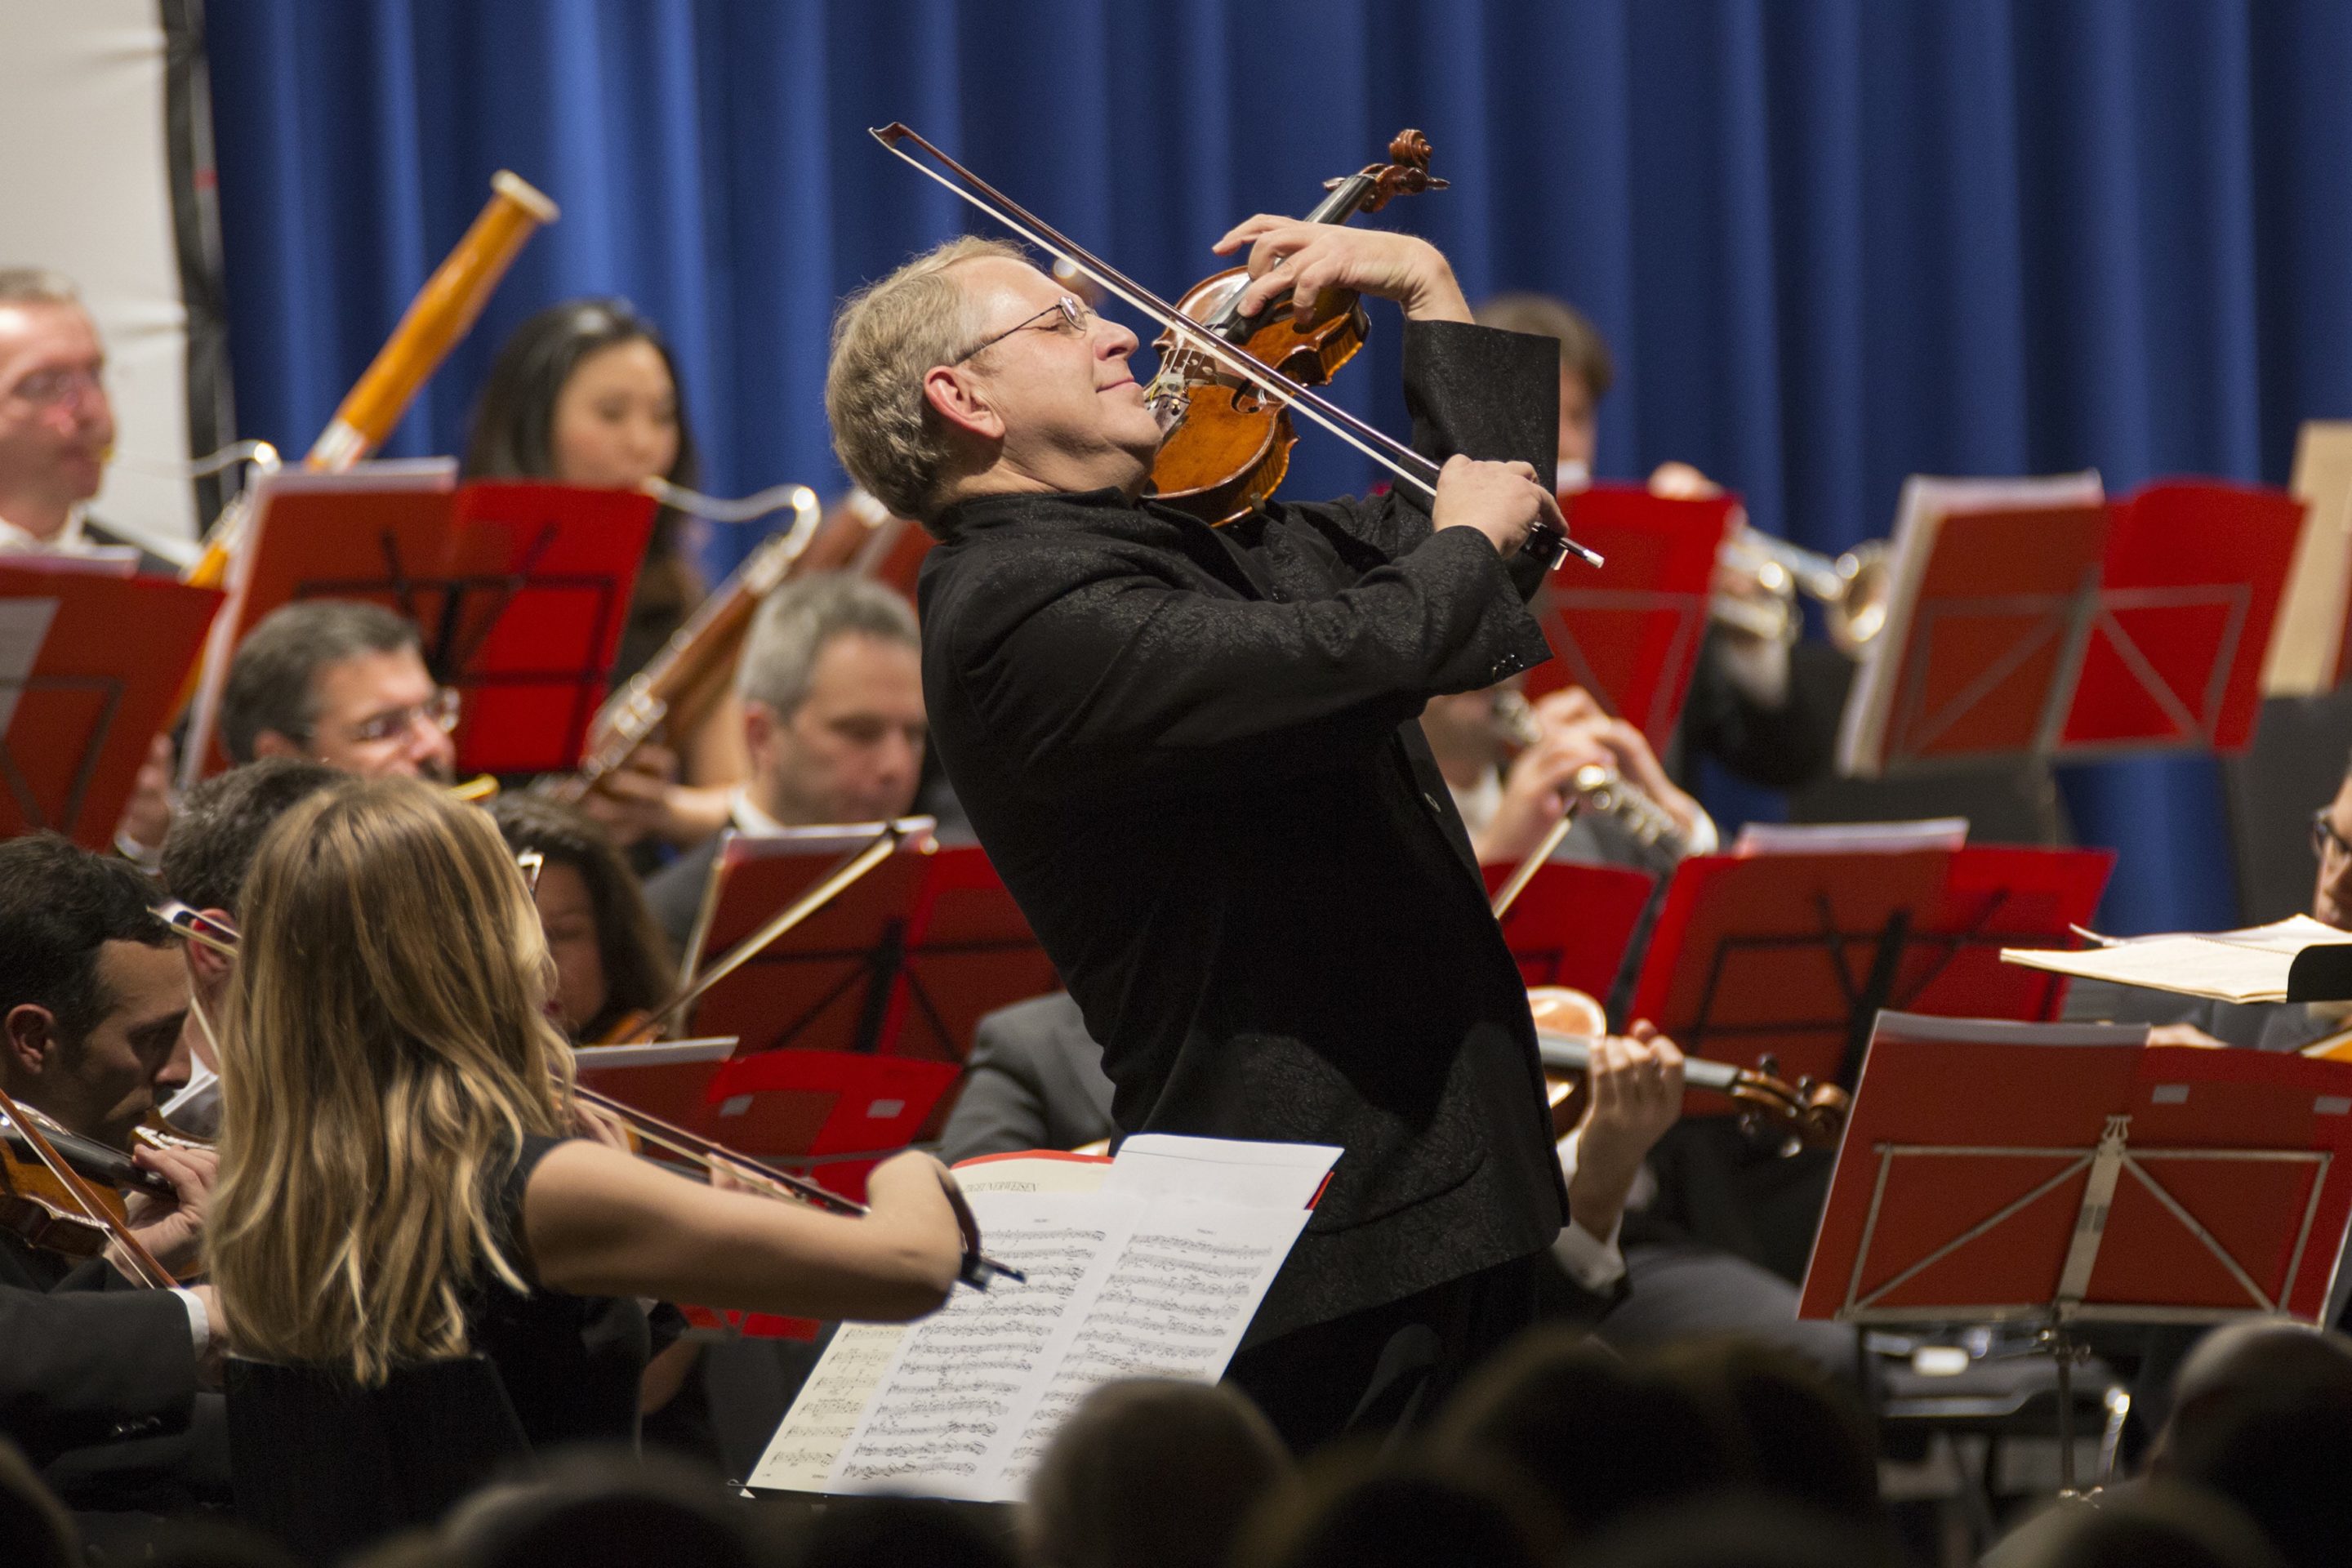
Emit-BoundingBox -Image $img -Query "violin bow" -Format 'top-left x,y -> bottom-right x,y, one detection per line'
0,1085 -> 177,1289
870,123 -> 1600,572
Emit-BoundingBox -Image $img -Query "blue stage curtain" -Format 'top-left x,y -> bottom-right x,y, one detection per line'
204,0 -> 2352,934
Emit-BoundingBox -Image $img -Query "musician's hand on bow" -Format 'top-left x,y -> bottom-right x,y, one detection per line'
1214,217 -> 1472,326
1566,1022 -> 1684,1242
117,1143 -> 218,1280
572,1098 -> 637,1155
1432,454 -> 1563,561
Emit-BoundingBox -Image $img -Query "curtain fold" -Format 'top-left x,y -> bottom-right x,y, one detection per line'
207,0 -> 2352,933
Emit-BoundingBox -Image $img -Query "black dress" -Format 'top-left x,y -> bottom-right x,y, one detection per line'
466,1133 -> 649,1450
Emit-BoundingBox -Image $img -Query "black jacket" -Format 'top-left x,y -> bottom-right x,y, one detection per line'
917,318 -> 1571,1341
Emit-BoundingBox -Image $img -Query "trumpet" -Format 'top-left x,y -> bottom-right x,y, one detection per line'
1713,527 -> 1891,657
1490,691 -> 1690,862
1645,462 -> 1890,657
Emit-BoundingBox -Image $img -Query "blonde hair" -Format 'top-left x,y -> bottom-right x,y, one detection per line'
825,235 -> 1027,523
209,776 -> 573,1385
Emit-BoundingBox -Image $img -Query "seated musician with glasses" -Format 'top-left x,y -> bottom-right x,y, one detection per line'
217,599 -> 460,782
826,222 -> 1576,1449
2109,763 -> 2352,1054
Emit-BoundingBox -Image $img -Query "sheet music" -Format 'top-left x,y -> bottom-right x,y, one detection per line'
1732,817 -> 1968,856
0,596 -> 60,740
2002,916 -> 2352,1004
747,1138 -> 1332,1503
742,1152 -> 1111,1496
1836,470 -> 2105,777
999,1204 -> 1304,1490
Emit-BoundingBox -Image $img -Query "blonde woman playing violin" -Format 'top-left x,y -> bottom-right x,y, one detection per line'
205,776 -> 968,1450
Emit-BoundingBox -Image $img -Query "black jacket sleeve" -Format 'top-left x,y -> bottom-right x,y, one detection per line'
0,1285 -> 198,1465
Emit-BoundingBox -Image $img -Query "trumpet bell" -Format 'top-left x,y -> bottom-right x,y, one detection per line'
1826,542 -> 1891,657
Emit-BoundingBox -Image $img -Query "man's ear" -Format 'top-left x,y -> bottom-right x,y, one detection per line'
742,700 -> 782,766
249,729 -> 305,762
922,365 -> 1004,443
186,910 -> 236,988
2,1003 -> 57,1080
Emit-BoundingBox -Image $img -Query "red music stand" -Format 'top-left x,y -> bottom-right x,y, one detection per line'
571,1036 -> 737,1133
702,1049 -> 963,1201
2057,481 -> 2304,757
1481,859 -> 1656,997
1800,1011 -> 2352,1487
1524,484 -> 1740,751
1841,478 -> 2304,777
1628,845 -> 2114,1105
681,834 -> 1054,1064
182,464 -> 657,779
0,566 -> 222,848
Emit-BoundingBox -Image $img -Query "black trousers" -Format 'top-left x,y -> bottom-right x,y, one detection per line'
1223,1254 -> 1541,1455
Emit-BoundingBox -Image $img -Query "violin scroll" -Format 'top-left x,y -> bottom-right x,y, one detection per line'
1341,130 -> 1450,213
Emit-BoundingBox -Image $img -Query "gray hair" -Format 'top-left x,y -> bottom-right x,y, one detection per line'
825,235 -> 1028,526
0,269 -> 81,307
220,599 -> 423,762
735,573 -> 918,717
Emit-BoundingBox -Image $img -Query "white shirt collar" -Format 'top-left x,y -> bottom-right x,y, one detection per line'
0,503 -> 87,554
730,786 -> 791,837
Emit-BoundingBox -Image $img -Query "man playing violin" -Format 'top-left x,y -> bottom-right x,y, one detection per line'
827,221 -> 1579,1446
0,835 -> 225,1524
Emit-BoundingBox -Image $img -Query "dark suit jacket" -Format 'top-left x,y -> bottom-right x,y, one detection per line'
642,832 -> 722,960
918,319 -> 1571,1343
939,992 -> 1120,1163
84,517 -> 181,577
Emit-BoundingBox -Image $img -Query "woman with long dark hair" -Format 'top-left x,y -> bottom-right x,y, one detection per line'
466,300 -> 741,847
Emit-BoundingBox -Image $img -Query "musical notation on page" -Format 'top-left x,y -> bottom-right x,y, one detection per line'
745,1137 -> 1337,1503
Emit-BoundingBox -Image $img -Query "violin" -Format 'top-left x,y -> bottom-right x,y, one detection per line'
0,1092 -> 178,1284
1526,987 -> 1848,1153
1148,131 -> 1448,525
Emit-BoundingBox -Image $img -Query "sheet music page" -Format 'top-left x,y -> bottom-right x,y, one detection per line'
998,1201 -> 1307,1492
0,596 -> 59,739
748,1141 -> 1325,1503
828,1192 -> 1141,1499
743,1153 -> 1111,1495
2002,918 -> 2352,1003
1836,471 -> 2105,777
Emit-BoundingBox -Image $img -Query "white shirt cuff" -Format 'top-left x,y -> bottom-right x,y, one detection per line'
172,1286 -> 210,1358
1552,1213 -> 1627,1293
1551,1129 -> 1628,1291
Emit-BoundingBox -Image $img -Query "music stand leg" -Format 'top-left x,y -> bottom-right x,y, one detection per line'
2037,1318 -> 2090,1497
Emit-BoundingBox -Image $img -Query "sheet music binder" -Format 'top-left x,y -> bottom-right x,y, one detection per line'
0,567 -> 222,848
181,465 -> 657,780
1481,859 -> 1656,998
1524,484 -> 1740,751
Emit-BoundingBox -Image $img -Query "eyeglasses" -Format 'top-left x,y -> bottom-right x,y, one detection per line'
2312,809 -> 2352,865
341,688 -> 461,746
6,366 -> 106,411
951,295 -> 1094,364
